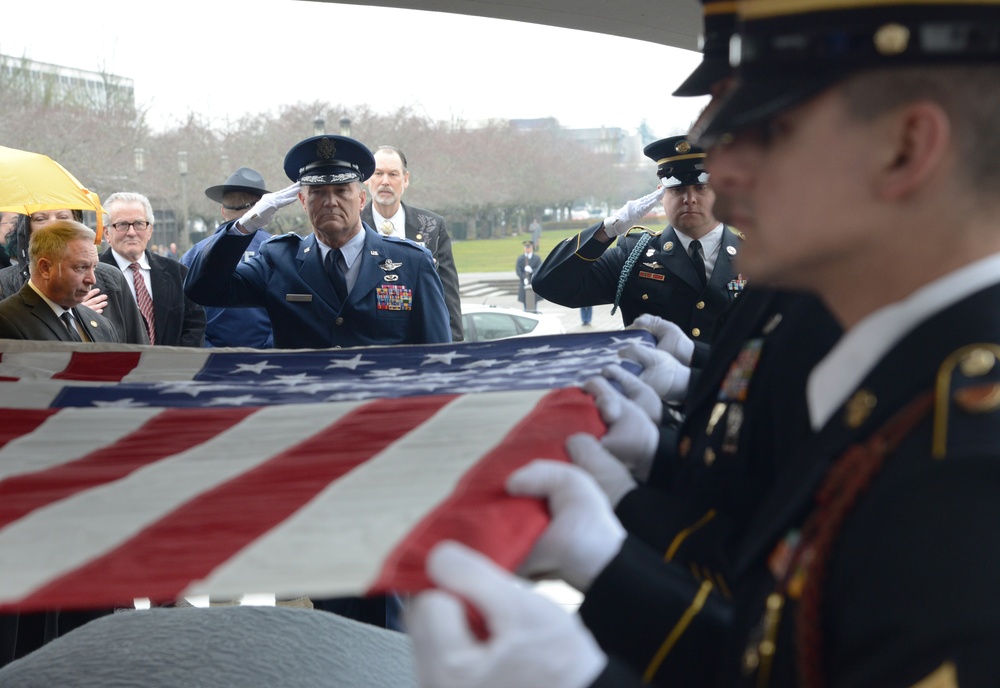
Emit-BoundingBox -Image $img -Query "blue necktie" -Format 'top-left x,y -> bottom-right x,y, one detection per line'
326,249 -> 348,303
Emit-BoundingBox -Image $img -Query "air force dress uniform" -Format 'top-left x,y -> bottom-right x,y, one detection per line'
531,136 -> 743,348
183,136 -> 450,350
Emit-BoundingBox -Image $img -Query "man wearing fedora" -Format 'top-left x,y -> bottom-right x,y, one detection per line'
532,137 -> 743,356
180,167 -> 275,348
183,135 -> 450,350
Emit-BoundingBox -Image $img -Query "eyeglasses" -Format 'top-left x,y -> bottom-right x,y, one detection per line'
110,221 -> 151,233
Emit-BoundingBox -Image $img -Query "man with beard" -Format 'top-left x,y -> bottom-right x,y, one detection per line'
362,145 -> 463,341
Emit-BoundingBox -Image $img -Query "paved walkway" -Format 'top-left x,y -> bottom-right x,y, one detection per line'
459,271 -> 623,334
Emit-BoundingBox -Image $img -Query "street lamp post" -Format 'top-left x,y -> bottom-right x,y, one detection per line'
134,148 -> 145,175
313,116 -> 325,137
178,151 -> 189,251
339,116 -> 352,137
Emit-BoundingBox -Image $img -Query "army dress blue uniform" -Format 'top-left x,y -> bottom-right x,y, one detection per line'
578,290 -> 841,687
533,222 -> 742,345
183,223 -> 450,350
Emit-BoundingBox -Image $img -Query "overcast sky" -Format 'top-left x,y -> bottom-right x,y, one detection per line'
2,0 -> 708,138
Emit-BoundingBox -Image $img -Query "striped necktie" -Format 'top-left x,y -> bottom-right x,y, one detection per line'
130,262 -> 156,344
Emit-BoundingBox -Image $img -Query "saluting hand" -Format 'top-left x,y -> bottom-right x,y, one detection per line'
603,186 -> 666,237
237,182 -> 301,234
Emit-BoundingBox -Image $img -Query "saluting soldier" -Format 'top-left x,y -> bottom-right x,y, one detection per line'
532,136 -> 744,353
183,135 -> 451,349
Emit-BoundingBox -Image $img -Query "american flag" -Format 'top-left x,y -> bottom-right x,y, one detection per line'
0,331 -> 651,611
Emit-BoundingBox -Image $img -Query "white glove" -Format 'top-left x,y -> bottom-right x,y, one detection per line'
628,314 -> 695,365
568,432 -> 637,508
524,265 -> 533,274
408,541 -> 607,688
591,382 -> 659,481
617,343 -> 692,402
603,187 -> 666,237
507,456 -> 626,592
593,365 -> 663,423
237,182 -> 301,234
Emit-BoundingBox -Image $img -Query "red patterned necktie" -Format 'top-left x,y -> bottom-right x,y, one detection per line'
129,262 -> 156,344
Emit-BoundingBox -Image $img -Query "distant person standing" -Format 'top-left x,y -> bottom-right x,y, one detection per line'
362,145 -> 463,341
181,167 -> 275,348
528,217 -> 542,251
516,240 -> 541,311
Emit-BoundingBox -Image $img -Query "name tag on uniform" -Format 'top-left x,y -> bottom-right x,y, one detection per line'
285,294 -> 313,302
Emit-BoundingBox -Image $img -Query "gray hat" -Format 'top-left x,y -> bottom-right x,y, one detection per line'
204,167 -> 270,203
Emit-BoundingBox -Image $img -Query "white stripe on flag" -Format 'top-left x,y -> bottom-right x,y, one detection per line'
186,389 -> 548,599
0,402 -> 365,602
0,351 -> 73,380
0,407 -> 162,480
121,349 -> 213,383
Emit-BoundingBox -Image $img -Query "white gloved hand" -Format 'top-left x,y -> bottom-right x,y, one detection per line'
628,314 -> 695,365
507,456 -> 627,592
408,541 -> 607,688
585,371 -> 661,424
568,432 -> 637,508
617,343 -> 692,402
237,182 -> 301,234
603,187 -> 666,237
591,383 -> 659,481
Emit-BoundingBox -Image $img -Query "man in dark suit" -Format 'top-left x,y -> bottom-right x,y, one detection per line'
184,135 -> 450,350
100,192 -> 205,347
532,136 -> 743,352
0,220 -> 120,342
515,240 -> 542,310
362,145 -> 463,341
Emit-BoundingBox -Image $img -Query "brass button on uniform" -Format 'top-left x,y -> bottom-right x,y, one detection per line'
696,301 -> 705,310
692,327 -> 701,337
642,294 -> 649,301
335,317 -> 345,326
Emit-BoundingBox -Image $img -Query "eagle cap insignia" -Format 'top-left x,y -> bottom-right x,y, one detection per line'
316,137 -> 337,159
675,140 -> 692,154
380,259 -> 403,272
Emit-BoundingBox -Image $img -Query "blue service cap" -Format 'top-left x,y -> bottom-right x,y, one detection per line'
283,135 -> 376,185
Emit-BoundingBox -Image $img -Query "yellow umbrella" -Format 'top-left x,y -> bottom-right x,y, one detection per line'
0,145 -> 107,243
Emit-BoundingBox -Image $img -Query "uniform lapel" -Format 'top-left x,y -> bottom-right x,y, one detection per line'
657,227 -> 702,291
709,228 -> 739,288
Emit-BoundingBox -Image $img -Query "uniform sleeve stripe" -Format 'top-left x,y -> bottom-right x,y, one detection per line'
664,509 -> 716,561
642,580 -> 715,683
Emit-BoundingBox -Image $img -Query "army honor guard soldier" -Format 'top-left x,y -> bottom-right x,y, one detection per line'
531,136 -> 744,357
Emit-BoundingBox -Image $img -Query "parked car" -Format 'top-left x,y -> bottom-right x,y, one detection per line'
461,304 -> 565,342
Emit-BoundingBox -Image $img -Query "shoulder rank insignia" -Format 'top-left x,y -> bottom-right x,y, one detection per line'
380,259 -> 402,272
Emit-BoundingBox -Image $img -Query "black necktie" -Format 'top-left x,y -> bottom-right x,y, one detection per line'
689,240 -> 707,288
60,311 -> 83,342
326,249 -> 348,303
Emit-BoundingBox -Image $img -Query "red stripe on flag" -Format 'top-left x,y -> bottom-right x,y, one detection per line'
371,387 -> 605,593
0,409 -> 60,451
0,408 -> 257,531
52,352 -> 143,382
16,395 -> 459,611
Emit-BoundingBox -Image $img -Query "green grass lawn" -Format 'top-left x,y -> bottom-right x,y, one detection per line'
451,228 -> 585,273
